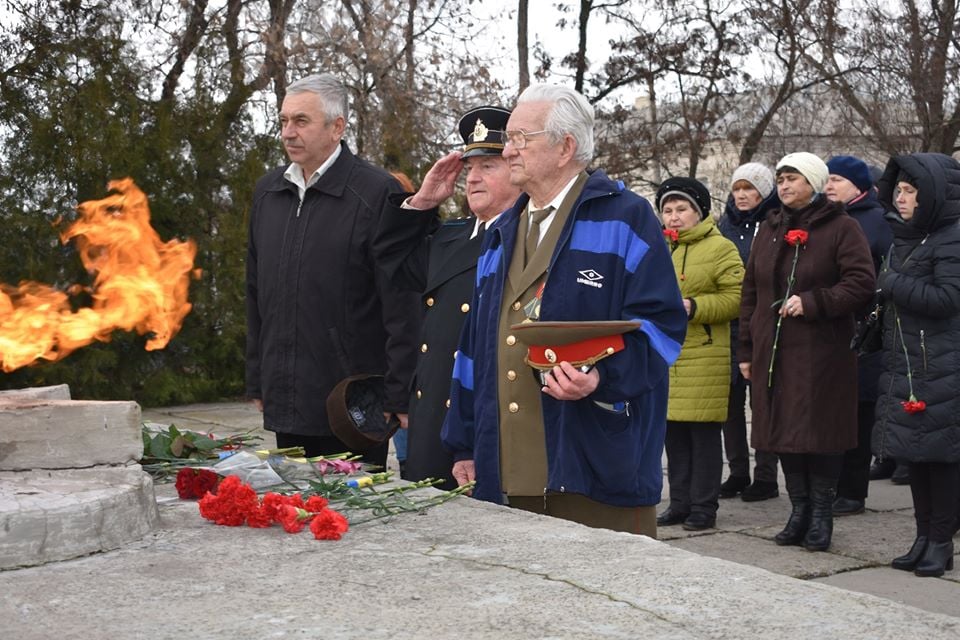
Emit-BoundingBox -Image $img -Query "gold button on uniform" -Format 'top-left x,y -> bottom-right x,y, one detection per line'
506,335 -> 516,346
460,303 -> 470,313
426,297 -> 435,307
416,390 -> 422,399
508,402 -> 519,413
445,399 -> 451,408
507,370 -> 517,381
420,343 -> 428,353
512,301 -> 522,311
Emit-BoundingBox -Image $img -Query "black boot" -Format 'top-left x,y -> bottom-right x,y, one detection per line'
803,475 -> 837,552
915,540 -> 955,577
892,536 -> 928,571
774,473 -> 810,546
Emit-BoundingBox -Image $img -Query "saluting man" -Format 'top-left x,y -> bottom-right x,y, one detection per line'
374,106 -> 520,489
441,84 -> 687,537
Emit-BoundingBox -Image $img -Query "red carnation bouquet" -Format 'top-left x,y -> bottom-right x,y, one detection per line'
768,229 -> 809,387
197,476 -> 350,540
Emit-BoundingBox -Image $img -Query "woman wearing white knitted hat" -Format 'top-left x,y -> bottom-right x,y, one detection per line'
717,163 -> 782,503
737,152 -> 876,552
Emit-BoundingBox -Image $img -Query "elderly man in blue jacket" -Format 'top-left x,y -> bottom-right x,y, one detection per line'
440,84 -> 687,537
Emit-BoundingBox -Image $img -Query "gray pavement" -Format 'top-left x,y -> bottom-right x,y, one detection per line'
138,402 -> 960,620
2,401 -> 956,639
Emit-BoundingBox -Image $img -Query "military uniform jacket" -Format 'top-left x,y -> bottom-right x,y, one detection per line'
245,143 -> 421,437
441,170 -> 688,508
374,196 -> 483,488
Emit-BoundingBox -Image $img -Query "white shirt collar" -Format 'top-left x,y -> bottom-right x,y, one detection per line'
471,212 -> 503,239
283,144 -> 343,200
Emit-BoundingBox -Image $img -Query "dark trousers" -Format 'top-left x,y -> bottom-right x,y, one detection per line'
909,461 -> 960,542
722,378 -> 778,482
665,420 -> 723,516
275,432 -> 389,470
837,400 -> 875,500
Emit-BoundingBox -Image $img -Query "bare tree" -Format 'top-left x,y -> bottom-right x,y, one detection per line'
802,0 -> 960,155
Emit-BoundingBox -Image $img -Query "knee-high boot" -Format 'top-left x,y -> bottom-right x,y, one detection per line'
804,475 -> 837,552
774,473 -> 810,546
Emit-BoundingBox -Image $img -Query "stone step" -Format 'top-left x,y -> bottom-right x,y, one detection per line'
0,465 -> 159,569
0,399 -> 141,470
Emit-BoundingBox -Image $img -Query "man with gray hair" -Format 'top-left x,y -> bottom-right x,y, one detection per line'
441,84 -> 687,536
245,73 -> 420,467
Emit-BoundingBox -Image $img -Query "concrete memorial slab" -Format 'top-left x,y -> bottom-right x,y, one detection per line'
1,484 -> 958,639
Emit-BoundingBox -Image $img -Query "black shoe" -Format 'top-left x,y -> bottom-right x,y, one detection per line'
915,540 -> 954,577
892,536 -> 928,571
869,458 -> 895,481
656,506 -> 689,526
682,512 -> 716,531
832,497 -> 865,516
803,475 -> 837,552
891,463 -> 911,485
775,473 -> 810,546
719,475 -> 750,498
741,480 -> 779,502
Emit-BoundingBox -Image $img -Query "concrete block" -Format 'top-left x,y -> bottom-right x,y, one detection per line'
0,399 -> 142,470
0,466 -> 159,569
0,384 -> 71,401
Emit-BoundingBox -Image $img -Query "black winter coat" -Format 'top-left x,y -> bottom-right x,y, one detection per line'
374,196 -> 485,489
246,143 -> 421,437
873,153 -> 960,463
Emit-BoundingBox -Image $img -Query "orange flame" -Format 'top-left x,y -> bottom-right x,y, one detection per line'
0,178 -> 200,372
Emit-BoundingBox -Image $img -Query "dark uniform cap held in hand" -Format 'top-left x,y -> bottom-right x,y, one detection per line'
509,320 -> 641,371
655,176 -> 712,220
458,105 -> 511,159
326,374 -> 399,452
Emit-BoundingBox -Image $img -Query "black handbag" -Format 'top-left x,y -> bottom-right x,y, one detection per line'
851,297 -> 884,355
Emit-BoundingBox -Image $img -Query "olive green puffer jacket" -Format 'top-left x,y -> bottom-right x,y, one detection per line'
666,218 -> 744,422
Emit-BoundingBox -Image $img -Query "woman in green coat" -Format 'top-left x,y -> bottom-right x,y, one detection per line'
655,177 -> 744,531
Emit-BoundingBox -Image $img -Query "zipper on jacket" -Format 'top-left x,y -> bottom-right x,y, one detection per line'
920,329 -> 927,373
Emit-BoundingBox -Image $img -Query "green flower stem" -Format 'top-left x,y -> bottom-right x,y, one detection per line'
768,243 -> 802,387
895,310 -> 917,401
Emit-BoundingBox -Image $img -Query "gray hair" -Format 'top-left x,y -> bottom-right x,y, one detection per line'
517,84 -> 594,164
287,73 -> 349,123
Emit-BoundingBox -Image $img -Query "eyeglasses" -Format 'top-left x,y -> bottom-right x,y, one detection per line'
501,129 -> 549,149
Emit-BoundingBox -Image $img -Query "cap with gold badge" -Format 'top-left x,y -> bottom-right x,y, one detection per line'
510,320 -> 642,376
458,105 -> 511,159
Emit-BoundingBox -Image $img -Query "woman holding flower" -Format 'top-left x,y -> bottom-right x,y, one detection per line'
655,177 -> 744,531
738,152 -> 875,552
873,153 -> 960,577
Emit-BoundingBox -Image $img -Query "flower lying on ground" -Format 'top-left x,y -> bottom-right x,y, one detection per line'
198,476 -> 350,540
175,468 -> 221,499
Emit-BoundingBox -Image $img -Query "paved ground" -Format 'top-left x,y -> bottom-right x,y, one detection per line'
141,401 -> 960,620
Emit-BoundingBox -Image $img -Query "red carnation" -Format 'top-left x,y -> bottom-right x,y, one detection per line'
663,228 -> 679,243
309,509 -> 350,540
784,229 -> 809,246
197,475 -> 258,526
902,399 -> 927,414
279,505 -> 309,533
305,495 -> 330,512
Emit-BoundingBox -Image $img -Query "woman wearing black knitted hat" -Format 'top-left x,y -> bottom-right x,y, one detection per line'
654,176 -> 744,531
